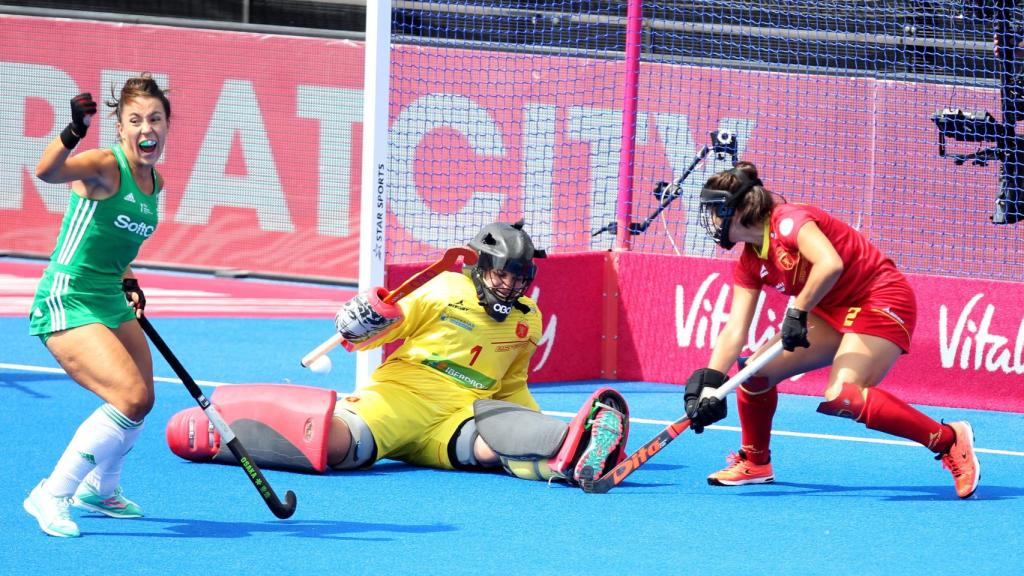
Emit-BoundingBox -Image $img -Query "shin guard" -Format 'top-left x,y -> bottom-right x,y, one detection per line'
737,380 -> 777,465
859,387 -> 954,451
166,384 -> 336,472
816,382 -> 865,421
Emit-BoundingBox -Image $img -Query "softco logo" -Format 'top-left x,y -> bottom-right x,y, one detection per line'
114,214 -> 155,237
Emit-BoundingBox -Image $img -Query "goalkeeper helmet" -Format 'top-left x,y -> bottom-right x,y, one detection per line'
699,166 -> 762,249
468,219 -> 547,322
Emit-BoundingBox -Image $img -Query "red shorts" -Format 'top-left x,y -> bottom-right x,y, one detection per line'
813,279 -> 917,353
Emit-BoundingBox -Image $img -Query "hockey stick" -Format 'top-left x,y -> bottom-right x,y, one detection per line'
138,315 -> 297,519
300,246 -> 478,368
580,339 -> 785,494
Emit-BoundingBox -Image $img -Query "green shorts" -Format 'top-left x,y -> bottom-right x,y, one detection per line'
28,269 -> 134,340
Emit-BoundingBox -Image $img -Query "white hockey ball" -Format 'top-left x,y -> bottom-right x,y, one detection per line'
308,355 -> 332,374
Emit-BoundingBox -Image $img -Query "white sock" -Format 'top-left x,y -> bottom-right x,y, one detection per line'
81,420 -> 144,497
44,404 -> 143,497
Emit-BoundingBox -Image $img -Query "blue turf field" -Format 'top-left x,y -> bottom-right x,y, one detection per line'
2,312 -> 1023,576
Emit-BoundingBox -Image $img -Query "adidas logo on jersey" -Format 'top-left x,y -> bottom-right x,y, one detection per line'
33,307 -> 43,318
124,193 -> 136,203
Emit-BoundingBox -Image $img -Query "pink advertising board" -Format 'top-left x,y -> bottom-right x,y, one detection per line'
3,15 -> 1020,281
390,251 -> 1023,412
612,252 -> 1024,412
0,15 -> 366,279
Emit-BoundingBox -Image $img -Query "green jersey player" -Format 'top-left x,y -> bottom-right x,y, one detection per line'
23,74 -> 171,538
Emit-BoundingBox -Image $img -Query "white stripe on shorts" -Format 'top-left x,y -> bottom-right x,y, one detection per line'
45,272 -> 70,332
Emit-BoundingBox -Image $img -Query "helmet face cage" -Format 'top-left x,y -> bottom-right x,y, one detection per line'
699,189 -> 737,249
476,252 -> 536,302
698,168 -> 761,250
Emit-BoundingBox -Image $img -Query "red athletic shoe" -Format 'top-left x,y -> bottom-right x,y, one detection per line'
938,421 -> 980,499
707,450 -> 774,486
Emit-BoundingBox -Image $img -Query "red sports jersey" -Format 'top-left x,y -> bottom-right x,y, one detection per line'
733,203 -> 916,350
734,203 -> 903,307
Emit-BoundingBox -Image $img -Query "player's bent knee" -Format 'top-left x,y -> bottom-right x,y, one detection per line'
448,418 -> 499,469
450,418 -> 480,468
816,382 -> 865,420
473,433 -> 499,466
115,394 -> 153,422
329,408 -> 377,470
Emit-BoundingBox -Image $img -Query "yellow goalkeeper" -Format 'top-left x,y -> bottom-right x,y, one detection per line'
167,220 -> 630,486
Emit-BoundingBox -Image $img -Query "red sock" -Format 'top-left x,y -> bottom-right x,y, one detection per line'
859,388 -> 954,453
737,381 -> 777,465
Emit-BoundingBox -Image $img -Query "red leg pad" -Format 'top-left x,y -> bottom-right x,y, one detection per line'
166,406 -> 218,460
166,384 -> 336,472
816,382 -> 865,420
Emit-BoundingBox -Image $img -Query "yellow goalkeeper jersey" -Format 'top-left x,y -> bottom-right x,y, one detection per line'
365,271 -> 542,409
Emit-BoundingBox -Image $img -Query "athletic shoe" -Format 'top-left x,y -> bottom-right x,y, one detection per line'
572,408 -> 624,483
937,421 -> 980,499
23,479 -> 80,538
707,450 -> 775,486
73,484 -> 144,518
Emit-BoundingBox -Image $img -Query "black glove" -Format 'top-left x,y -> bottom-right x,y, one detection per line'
781,307 -> 810,351
684,368 -> 729,434
60,93 -> 97,150
122,278 -> 146,315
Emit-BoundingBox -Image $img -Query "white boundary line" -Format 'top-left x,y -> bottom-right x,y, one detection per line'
5,362 -> 1022,458
0,362 -> 227,388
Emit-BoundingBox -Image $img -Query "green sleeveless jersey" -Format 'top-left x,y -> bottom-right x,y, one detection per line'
29,144 -> 160,336
47,144 -> 160,278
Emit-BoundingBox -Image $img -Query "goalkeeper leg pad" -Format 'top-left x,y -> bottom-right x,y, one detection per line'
472,399 -> 569,480
473,399 -> 568,459
548,387 -> 630,480
166,384 -> 336,472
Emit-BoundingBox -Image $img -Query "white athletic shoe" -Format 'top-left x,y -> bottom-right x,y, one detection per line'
24,479 -> 80,538
73,484 -> 144,518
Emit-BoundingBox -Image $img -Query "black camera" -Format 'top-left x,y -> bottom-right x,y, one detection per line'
931,108 -> 1023,223
711,129 -> 738,160
932,108 -> 1004,145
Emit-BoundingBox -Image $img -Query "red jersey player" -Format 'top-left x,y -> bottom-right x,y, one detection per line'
682,161 -> 980,499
